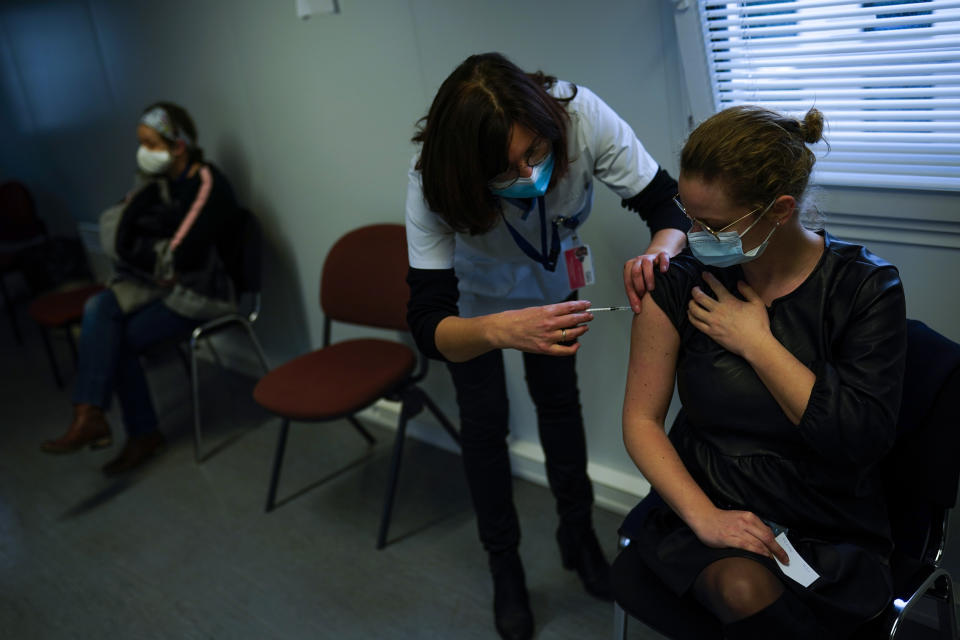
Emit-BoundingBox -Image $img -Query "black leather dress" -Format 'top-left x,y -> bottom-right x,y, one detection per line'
634,232 -> 907,630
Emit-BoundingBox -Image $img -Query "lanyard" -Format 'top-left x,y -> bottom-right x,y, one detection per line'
500,196 -> 581,272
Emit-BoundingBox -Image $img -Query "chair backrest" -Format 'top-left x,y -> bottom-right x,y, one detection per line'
884,319 -> 960,565
0,180 -> 45,244
221,207 -> 261,296
320,223 -> 409,332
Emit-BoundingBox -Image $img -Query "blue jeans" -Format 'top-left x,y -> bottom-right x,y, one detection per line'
72,289 -> 198,436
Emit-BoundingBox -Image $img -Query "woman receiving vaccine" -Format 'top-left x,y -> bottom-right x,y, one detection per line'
613,105 -> 906,638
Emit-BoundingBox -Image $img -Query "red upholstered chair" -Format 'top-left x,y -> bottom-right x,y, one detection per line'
27,283 -> 106,388
252,223 -> 459,549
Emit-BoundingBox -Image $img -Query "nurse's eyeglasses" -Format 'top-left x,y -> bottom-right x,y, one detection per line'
672,194 -> 772,240
489,137 -> 552,189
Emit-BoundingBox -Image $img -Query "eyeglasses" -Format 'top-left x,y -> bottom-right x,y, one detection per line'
489,137 -> 552,189
672,194 -> 774,240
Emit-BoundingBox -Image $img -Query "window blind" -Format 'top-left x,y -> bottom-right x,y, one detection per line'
698,0 -> 960,191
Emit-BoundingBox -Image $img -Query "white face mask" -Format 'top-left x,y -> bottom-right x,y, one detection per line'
137,145 -> 172,175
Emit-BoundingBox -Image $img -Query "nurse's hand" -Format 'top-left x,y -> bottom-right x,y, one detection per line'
624,251 -> 671,313
689,506 -> 789,565
492,300 -> 594,355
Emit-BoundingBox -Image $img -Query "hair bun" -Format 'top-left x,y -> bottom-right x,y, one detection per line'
800,108 -> 824,144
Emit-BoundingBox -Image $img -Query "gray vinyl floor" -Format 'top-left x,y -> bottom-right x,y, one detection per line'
0,301 -> 663,640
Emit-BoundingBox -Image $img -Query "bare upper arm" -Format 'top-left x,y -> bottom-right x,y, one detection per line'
623,295 -> 681,431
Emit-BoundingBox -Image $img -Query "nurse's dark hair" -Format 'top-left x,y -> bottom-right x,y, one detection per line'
142,101 -> 204,164
681,105 -> 824,224
412,52 -> 575,235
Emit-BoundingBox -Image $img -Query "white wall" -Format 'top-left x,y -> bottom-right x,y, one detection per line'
2,0 -> 957,513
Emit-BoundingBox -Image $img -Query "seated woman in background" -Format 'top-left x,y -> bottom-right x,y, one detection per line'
612,106 -> 906,638
41,102 -> 241,475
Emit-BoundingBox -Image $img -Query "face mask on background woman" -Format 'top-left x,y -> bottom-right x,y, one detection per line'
136,145 -> 172,175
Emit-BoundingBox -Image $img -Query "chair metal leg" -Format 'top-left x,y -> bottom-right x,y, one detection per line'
265,418 -> 290,512
65,325 -> 79,365
613,601 -> 629,640
37,326 -> 64,388
420,391 -> 460,446
614,534 -> 630,640
190,337 -> 203,463
935,574 -> 957,640
189,319 -> 268,464
889,568 -> 957,640
347,416 -> 376,445
372,387 -> 455,549
205,337 -> 226,371
240,319 -> 271,374
376,404 -> 411,550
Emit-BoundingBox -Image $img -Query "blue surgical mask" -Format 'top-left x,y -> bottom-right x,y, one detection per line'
687,213 -> 779,268
490,153 -> 554,199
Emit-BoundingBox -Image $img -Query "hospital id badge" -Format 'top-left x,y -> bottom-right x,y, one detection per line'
564,240 -> 595,289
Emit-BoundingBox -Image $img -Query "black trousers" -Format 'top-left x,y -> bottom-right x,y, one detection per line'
447,348 -> 594,556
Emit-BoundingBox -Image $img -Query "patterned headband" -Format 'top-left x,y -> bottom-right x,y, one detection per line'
140,106 -> 194,146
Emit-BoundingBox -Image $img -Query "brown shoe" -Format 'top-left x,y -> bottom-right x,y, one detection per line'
102,431 -> 166,476
41,404 -> 113,453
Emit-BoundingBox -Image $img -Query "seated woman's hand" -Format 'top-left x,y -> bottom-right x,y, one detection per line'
493,300 -> 594,355
688,506 -> 789,564
687,272 -> 770,358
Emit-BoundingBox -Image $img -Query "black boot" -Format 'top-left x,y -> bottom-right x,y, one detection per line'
490,550 -> 534,640
557,525 -> 612,601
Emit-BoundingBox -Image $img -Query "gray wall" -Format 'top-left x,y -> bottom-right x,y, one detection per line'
2,0 -> 957,509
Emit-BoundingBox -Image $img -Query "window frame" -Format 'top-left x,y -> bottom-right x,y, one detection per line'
670,0 -> 960,243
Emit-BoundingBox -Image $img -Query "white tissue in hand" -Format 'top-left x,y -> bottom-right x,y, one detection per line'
772,532 -> 819,587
